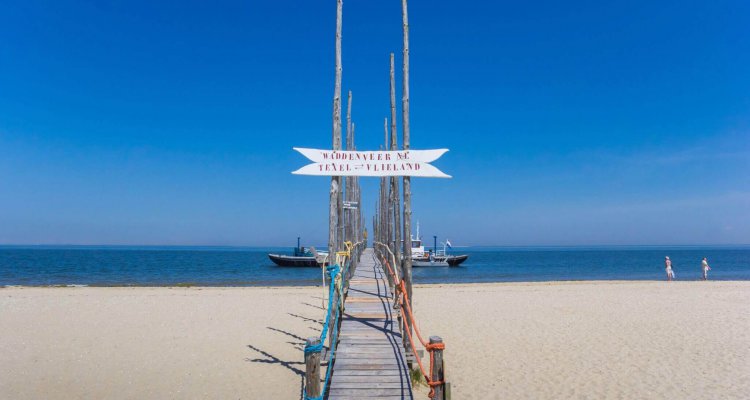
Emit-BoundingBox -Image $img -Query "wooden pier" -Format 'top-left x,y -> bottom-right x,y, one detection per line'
302,1 -> 449,398
328,248 -> 413,399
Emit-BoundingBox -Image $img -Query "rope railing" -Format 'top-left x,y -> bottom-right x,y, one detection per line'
304,240 -> 364,400
303,263 -> 342,400
373,243 -> 447,399
374,241 -> 400,288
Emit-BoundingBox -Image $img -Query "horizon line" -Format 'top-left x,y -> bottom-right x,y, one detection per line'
1,243 -> 749,249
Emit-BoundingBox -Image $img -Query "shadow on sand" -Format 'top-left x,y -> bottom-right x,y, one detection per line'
245,343 -> 305,399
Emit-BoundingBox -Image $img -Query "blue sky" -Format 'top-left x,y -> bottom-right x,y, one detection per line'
1,0 -> 748,246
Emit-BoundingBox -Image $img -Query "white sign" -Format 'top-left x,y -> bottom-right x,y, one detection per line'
292,148 -> 451,178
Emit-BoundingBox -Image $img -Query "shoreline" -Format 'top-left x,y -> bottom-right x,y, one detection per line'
2,278 -> 749,289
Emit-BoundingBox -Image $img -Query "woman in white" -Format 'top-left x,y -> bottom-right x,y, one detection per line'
701,257 -> 711,280
665,256 -> 674,281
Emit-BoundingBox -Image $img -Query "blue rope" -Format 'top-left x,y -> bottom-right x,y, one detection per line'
303,297 -> 342,400
303,262 -> 344,400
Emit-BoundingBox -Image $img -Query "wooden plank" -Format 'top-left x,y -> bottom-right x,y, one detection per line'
330,382 -> 411,389
345,297 -> 384,302
338,341 -> 398,345
333,360 -> 402,367
328,388 -> 411,396
329,396 -> 409,400
337,348 -> 404,355
332,370 -> 405,376
344,313 -> 389,318
329,375 -> 410,383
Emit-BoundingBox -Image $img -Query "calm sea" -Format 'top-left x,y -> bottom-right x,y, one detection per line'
1,245 -> 748,287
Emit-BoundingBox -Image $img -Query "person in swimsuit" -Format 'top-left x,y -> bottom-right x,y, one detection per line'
701,257 -> 711,280
665,256 -> 674,281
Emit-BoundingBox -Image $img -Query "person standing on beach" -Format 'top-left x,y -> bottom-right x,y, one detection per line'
701,257 -> 711,280
665,256 -> 674,281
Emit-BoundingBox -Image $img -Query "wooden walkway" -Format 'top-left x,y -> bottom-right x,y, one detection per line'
328,248 -> 413,399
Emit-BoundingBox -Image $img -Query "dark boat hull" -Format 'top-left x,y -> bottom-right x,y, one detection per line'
268,254 -> 320,267
412,254 -> 469,267
446,254 -> 469,266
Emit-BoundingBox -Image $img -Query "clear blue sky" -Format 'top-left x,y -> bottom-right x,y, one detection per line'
1,0 -> 748,246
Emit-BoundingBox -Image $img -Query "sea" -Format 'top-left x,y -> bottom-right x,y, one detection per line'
1,245 -> 748,287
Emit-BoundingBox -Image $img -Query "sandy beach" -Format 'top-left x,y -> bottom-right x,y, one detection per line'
1,281 -> 749,399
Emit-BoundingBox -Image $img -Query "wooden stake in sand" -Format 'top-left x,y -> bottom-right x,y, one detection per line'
329,0 -> 343,259
304,337 -> 321,398
400,0 -> 414,362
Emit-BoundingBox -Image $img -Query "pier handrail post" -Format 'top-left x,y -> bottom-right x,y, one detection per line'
304,337 -> 321,399
429,336 -> 445,400
330,271 -> 342,351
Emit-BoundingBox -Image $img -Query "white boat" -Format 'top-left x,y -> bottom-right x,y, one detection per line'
407,223 -> 468,267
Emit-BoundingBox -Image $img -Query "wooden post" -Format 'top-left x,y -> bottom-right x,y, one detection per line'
305,337 -> 321,398
329,0 -> 343,257
345,91 -> 353,245
337,179 -> 344,252
329,179 -> 339,261
352,119 -> 360,250
401,0 -> 414,361
429,336 -> 445,400
329,275 -> 340,350
382,118 -> 389,253
335,0 -> 345,253
389,52 -> 401,266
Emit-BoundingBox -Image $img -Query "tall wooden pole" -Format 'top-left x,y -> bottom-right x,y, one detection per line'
382,119 -> 389,248
400,0 -> 414,360
383,118 -> 391,252
345,91 -> 353,244
337,183 -> 344,252
352,122 -> 363,245
352,123 -> 361,245
329,0 -> 343,258
389,52 -> 401,266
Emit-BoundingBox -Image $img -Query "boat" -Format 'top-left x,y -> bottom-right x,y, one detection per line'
268,237 -> 328,267
413,253 -> 468,267
407,223 -> 469,267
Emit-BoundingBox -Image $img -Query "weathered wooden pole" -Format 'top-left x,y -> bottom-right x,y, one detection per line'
329,0 -> 343,258
401,0 -> 414,359
329,275 -> 340,350
389,52 -> 401,265
305,337 -> 321,398
429,336 -> 445,400
383,118 -> 391,251
345,91 -> 353,245
352,122 -> 361,248
325,0 -> 344,360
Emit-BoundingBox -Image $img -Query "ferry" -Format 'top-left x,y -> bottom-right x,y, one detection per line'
268,237 -> 328,267
407,223 -> 469,267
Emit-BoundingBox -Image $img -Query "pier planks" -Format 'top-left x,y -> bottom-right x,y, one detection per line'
328,248 -> 413,399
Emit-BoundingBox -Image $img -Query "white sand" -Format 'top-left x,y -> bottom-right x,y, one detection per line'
0,286 -> 324,399
1,281 -> 748,399
412,281 -> 750,400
